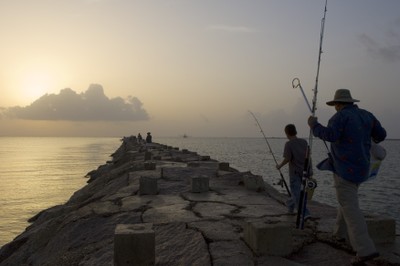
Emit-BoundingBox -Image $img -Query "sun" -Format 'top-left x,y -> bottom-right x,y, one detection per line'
3,60 -> 62,107
20,70 -> 53,105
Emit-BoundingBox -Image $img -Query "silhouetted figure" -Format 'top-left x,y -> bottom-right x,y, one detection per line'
137,133 -> 143,143
146,132 -> 152,143
276,124 -> 310,218
308,88 -> 386,264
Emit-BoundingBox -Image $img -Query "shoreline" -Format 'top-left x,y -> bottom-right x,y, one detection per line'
0,136 -> 398,265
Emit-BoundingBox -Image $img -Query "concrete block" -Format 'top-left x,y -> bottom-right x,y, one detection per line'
140,176 -> 158,195
144,151 -> 152,161
114,223 -> 155,266
243,174 -> 265,192
144,161 -> 156,170
191,176 -> 209,193
219,162 -> 230,171
188,161 -> 218,169
187,162 -> 200,167
153,155 -> 161,160
200,155 -> 210,161
244,220 -> 292,256
366,215 -> 396,243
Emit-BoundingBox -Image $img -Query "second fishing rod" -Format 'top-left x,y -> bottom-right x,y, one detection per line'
293,0 -> 328,230
249,111 -> 291,197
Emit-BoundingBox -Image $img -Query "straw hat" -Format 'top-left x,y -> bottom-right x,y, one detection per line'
326,88 -> 360,106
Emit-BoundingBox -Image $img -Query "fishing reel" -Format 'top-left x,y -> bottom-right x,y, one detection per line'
306,178 -> 317,189
306,178 -> 318,200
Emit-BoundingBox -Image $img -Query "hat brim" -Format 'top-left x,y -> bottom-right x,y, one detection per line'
326,99 -> 360,106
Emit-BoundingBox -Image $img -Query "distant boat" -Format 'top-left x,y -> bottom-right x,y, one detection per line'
183,134 -> 188,138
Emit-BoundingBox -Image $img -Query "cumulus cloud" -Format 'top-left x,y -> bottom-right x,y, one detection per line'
1,84 -> 149,121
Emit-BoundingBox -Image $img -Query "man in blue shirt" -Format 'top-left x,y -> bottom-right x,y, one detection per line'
308,89 -> 386,265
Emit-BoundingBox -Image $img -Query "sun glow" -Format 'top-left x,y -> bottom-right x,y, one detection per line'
9,66 -> 60,105
1,55 -> 70,107
21,71 -> 52,102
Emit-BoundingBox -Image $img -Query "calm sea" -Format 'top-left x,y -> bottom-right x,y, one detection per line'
0,137 -> 121,248
0,137 -> 398,247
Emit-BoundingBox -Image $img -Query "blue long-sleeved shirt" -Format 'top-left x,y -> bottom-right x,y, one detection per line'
310,104 -> 386,183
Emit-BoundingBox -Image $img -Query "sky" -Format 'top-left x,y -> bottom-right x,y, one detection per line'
0,0 -> 399,138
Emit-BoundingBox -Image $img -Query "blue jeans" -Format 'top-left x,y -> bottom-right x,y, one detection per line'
287,174 -> 310,216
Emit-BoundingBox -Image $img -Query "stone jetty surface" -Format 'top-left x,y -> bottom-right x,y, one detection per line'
0,136 -> 398,265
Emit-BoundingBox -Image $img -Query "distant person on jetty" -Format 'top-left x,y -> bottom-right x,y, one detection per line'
137,133 -> 143,143
146,132 -> 152,143
308,88 -> 386,265
276,124 -> 310,218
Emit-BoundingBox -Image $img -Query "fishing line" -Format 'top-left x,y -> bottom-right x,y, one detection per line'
248,110 -> 291,197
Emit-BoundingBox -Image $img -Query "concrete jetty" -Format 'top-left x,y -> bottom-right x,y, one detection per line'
0,136 -> 398,265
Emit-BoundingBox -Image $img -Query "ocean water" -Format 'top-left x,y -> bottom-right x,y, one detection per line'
0,137 -> 121,248
0,137 -> 398,248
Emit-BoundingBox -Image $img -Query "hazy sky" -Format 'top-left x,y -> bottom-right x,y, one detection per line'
1,0 -> 399,138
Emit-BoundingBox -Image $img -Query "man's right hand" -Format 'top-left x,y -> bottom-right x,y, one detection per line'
308,116 -> 318,127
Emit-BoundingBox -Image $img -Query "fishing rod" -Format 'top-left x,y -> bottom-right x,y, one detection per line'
292,78 -> 330,152
248,110 -> 291,197
292,78 -> 312,113
295,0 -> 328,230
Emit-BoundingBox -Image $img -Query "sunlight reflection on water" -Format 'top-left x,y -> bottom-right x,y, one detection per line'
0,137 -> 120,247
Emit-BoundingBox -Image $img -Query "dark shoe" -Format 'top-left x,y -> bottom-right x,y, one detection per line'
351,252 -> 379,265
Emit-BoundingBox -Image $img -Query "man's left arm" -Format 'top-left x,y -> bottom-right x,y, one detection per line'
371,117 -> 387,143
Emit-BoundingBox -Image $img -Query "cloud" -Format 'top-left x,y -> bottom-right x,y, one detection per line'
359,20 -> 400,63
1,84 -> 149,121
206,24 -> 258,33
